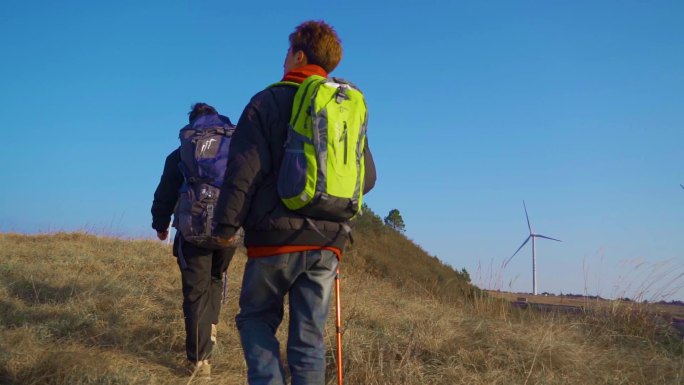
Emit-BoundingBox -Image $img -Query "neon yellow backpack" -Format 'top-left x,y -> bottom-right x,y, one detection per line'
276,75 -> 368,222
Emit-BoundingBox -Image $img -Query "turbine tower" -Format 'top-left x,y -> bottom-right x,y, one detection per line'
504,201 -> 561,295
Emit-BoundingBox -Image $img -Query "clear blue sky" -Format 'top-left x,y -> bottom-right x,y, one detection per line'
1,1 -> 682,301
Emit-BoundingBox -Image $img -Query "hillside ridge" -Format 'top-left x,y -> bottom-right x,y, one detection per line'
1,230 -> 682,384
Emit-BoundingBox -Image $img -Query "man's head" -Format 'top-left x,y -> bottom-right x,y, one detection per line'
284,20 -> 342,75
188,102 -> 217,123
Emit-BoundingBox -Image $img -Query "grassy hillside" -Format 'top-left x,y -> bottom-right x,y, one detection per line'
0,225 -> 682,384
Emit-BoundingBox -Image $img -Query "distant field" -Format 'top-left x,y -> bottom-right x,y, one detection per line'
485,290 -> 684,320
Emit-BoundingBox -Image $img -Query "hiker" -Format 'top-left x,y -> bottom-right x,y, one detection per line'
151,102 -> 237,377
212,20 -> 376,385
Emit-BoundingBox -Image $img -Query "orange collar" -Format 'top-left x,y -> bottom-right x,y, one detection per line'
281,64 -> 328,83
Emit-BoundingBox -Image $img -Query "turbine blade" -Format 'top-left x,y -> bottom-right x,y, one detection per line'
535,234 -> 562,242
523,200 -> 532,234
504,236 -> 531,268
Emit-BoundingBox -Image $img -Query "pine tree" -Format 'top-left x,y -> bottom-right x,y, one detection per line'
384,209 -> 406,233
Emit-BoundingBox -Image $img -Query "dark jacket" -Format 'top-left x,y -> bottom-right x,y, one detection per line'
151,148 -> 182,232
214,83 -> 377,251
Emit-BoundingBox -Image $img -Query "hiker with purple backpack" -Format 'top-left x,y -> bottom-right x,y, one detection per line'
151,102 -> 237,377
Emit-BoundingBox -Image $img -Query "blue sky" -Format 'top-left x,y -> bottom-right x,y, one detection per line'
1,1 -> 683,301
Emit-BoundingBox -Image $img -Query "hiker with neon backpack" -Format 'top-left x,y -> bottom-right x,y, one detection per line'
212,20 -> 376,385
151,102 -> 237,378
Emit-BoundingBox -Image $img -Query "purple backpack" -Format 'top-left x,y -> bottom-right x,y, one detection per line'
175,114 -> 235,248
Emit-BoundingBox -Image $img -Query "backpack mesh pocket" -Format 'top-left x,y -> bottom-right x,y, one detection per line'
278,138 -> 309,200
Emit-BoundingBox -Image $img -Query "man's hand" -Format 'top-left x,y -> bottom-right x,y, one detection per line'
209,224 -> 238,249
157,231 -> 169,241
211,234 -> 238,249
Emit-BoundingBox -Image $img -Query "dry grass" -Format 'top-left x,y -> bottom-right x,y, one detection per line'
1,231 -> 682,385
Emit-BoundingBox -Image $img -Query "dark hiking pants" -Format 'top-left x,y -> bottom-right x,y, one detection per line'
174,235 -> 235,362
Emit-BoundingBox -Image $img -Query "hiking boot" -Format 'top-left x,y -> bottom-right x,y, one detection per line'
211,323 -> 217,344
187,360 -> 211,378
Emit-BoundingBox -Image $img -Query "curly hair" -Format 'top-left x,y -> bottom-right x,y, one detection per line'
289,20 -> 343,73
188,102 -> 218,123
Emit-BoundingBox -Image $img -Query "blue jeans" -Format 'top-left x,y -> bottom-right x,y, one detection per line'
236,249 -> 338,385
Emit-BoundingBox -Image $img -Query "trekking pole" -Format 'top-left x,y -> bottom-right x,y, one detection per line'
335,267 -> 343,385
222,270 -> 228,305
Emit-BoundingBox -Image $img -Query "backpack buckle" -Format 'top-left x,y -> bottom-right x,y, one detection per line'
335,86 -> 349,104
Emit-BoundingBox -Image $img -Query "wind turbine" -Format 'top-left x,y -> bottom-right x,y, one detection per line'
504,201 -> 562,295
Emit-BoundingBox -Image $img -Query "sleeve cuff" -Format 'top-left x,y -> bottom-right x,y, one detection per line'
214,224 -> 237,238
152,218 -> 171,232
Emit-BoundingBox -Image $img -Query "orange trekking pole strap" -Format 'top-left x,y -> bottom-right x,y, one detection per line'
335,267 -> 343,385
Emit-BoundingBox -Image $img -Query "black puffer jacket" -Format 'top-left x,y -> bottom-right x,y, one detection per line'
151,148 -> 182,232
214,83 -> 376,251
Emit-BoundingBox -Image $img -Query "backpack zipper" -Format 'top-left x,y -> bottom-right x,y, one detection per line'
342,121 -> 348,164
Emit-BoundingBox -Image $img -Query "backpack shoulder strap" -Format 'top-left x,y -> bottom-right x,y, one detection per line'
268,81 -> 300,89
290,76 -> 327,126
